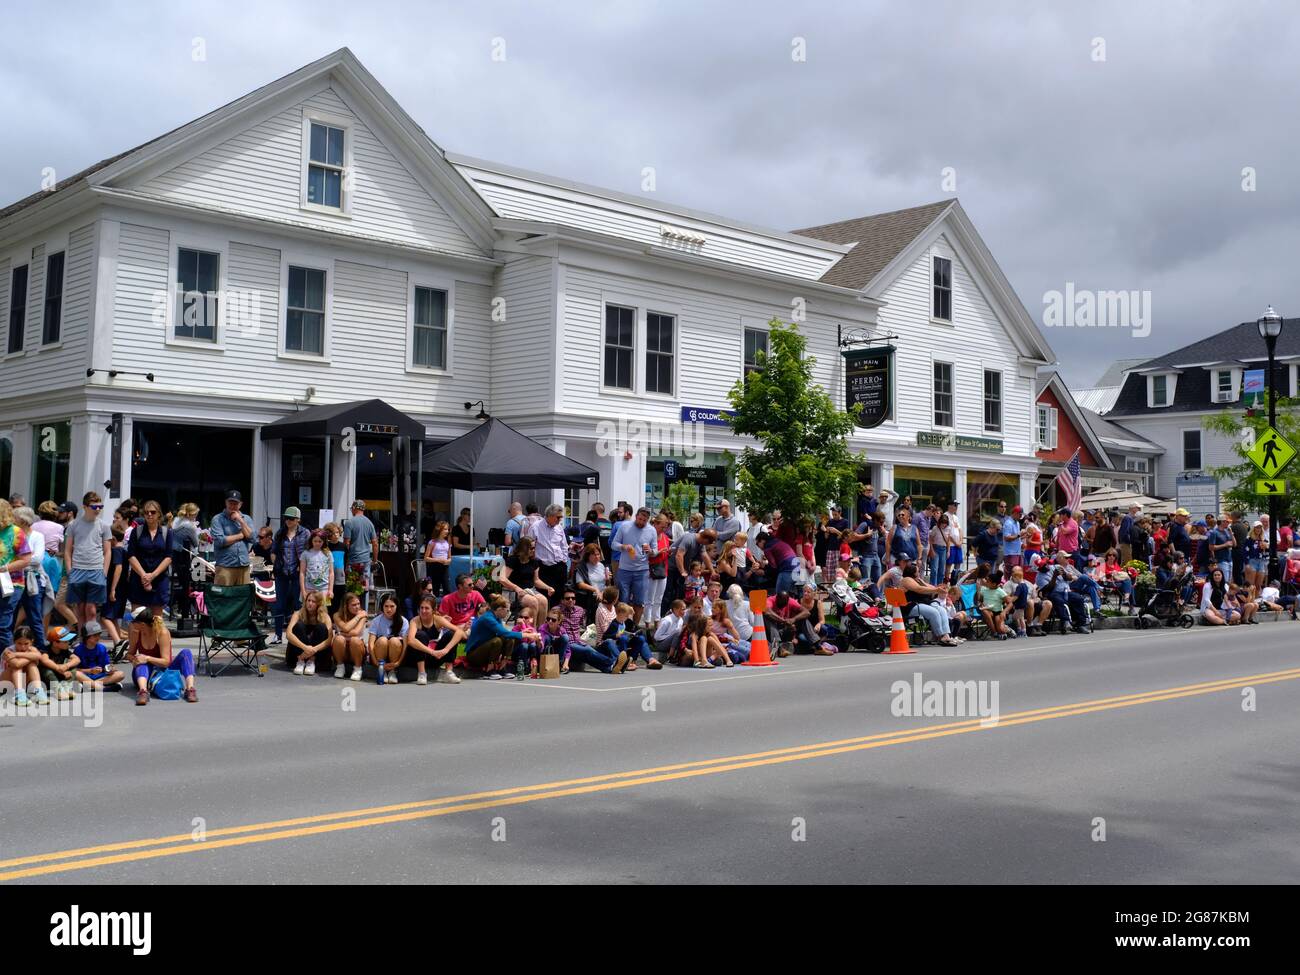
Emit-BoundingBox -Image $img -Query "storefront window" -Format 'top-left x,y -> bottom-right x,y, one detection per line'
31,420 -> 70,504
892,465 -> 955,511
966,470 -> 1018,528
647,452 -> 734,523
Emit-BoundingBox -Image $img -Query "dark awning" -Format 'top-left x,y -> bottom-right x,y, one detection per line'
420,417 -> 599,491
260,399 -> 426,441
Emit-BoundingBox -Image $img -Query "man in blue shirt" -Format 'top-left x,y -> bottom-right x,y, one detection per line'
1035,554 -> 1091,634
612,507 -> 658,625
503,502 -> 526,554
1207,514 -> 1235,580
210,490 -> 254,586
975,520 -> 1002,569
1002,505 -> 1024,570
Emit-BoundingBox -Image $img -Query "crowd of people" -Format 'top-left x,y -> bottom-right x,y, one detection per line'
3,482 -> 1297,705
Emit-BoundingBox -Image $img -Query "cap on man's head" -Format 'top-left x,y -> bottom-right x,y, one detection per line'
82,620 -> 104,637
57,500 -> 78,514
1012,505 -> 1023,514
283,506 -> 301,519
1175,508 -> 1190,516
225,489 -> 243,503
350,499 -> 366,511
46,625 -> 74,645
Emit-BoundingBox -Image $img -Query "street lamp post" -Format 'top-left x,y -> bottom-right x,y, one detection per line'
1257,306 -> 1283,584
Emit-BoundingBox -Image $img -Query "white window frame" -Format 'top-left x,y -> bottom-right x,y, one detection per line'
279,256 -> 332,362
164,236 -> 230,351
932,359 -> 955,429
1036,403 -> 1058,450
1181,428 -> 1203,473
931,254 -> 953,324
405,275 -> 455,375
644,309 -> 677,397
1291,363 -> 1299,398
300,111 -> 354,217
1148,372 -> 1176,408
982,368 -> 1003,434
598,293 -> 682,400
1212,368 -> 1238,404
741,319 -> 770,378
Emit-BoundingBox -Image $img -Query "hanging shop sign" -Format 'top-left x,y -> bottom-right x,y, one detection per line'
843,346 -> 893,429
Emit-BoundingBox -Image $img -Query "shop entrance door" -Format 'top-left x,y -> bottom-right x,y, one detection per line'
281,439 -> 325,529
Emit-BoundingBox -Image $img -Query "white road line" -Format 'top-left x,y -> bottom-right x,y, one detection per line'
520,622 -> 1283,693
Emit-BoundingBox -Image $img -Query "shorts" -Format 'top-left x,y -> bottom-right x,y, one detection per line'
616,569 -> 649,607
1248,557 -> 1268,573
67,569 -> 107,606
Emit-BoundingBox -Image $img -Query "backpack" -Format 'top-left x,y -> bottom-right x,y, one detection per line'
148,668 -> 185,700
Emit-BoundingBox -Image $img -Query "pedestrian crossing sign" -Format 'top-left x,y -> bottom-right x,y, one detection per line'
1246,425 -> 1296,477
1255,479 -> 1287,497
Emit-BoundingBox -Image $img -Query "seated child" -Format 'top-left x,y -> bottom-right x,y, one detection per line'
2,626 -> 47,706
72,620 -> 125,692
511,605 -> 543,679
601,602 -> 656,671
978,573 -> 1013,639
39,625 -> 80,701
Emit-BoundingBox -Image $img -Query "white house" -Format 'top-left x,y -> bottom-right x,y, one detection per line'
0,47 -> 1056,540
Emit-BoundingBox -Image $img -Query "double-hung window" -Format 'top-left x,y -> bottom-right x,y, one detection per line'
175,248 -> 220,341
1151,374 -> 1170,407
412,286 -> 448,369
42,252 -> 64,345
1213,369 -> 1234,403
603,304 -> 635,390
932,256 -> 952,322
933,361 -> 954,427
306,122 -> 345,209
1182,430 -> 1202,471
286,266 -> 326,355
1036,403 -> 1058,450
983,369 -> 1002,433
743,327 -> 768,377
7,265 -> 27,354
645,312 -> 675,395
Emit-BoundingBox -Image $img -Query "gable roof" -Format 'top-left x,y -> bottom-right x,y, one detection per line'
1036,371 -> 1115,470
792,200 -> 953,291
1130,319 -> 1300,372
0,48 -> 498,253
1078,408 -> 1162,455
1070,386 -> 1123,414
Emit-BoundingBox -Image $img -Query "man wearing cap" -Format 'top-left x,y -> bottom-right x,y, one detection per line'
270,506 -> 308,646
71,620 -> 124,691
210,490 -> 255,587
1168,508 -> 1193,562
39,625 -> 80,700
342,500 -> 378,587
1002,504 -> 1025,572
1118,503 -> 1141,565
1208,514 -> 1235,581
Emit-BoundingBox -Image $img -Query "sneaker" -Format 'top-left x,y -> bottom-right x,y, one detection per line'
14,689 -> 29,706
304,660 -> 316,677
417,672 -> 428,686
33,688 -> 49,706
486,672 -> 503,680
57,684 -> 76,702
136,690 -> 149,706
184,687 -> 198,703
436,668 -> 461,684
268,636 -> 283,646
350,666 -> 364,682
293,660 -> 305,676
612,650 -> 629,674
386,669 -> 398,684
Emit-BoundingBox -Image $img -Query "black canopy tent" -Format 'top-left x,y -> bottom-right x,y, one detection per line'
420,416 -> 599,551
260,399 -> 427,531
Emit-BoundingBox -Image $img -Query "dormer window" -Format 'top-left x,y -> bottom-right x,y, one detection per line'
1212,369 -> 1236,403
1150,373 -> 1170,407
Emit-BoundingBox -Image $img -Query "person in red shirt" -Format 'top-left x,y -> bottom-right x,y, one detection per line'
438,573 -> 487,629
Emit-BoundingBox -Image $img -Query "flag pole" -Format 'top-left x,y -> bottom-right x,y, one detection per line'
1034,447 -> 1081,510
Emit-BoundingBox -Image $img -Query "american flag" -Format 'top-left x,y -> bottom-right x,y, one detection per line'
1055,449 -> 1083,511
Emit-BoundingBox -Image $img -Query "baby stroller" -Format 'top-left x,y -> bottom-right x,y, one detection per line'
829,580 -> 890,652
1138,568 -> 1196,629
249,556 -> 277,627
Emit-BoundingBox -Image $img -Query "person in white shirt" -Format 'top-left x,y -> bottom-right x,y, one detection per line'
725,584 -> 755,641
653,599 -> 687,656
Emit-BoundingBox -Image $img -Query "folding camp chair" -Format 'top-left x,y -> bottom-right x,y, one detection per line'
198,584 -> 267,677
959,584 -> 989,640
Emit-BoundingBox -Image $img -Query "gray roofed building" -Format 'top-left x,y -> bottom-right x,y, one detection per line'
792,200 -> 953,291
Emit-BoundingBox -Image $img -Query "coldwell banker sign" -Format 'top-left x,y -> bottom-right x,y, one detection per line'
843,346 -> 893,428
680,406 -> 734,426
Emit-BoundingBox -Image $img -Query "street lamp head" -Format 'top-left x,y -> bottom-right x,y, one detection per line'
1257,305 -> 1283,340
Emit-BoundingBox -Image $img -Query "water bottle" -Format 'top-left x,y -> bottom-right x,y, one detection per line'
376,662 -> 385,685
516,657 -> 527,680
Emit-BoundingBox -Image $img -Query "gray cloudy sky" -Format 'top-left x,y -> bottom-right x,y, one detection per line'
4,0 -> 1298,387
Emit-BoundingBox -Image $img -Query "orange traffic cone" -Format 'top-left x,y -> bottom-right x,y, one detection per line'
885,601 -> 915,655
742,589 -> 778,666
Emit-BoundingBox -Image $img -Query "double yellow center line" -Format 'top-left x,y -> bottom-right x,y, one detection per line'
3,666 -> 1296,882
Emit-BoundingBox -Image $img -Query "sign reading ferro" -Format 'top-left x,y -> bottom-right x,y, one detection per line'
843,346 -> 893,428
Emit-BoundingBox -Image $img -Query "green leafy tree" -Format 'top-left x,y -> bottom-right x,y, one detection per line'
725,318 -> 863,524
663,482 -> 700,521
1204,394 -> 1300,521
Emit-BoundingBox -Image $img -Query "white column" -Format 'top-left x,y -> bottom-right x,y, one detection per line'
3,424 -> 32,500
878,462 -> 895,495
1019,472 -> 1036,511
954,467 -> 968,511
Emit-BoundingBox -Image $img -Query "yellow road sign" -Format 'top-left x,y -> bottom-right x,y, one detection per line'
1247,425 -> 1297,477
1256,479 -> 1287,496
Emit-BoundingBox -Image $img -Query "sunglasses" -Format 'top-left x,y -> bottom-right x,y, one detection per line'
88,504 -> 104,510
562,595 -> 575,600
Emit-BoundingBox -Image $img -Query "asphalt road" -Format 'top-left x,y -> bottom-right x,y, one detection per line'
2,617 -> 1297,884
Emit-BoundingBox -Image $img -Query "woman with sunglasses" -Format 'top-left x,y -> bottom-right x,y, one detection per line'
126,501 -> 173,620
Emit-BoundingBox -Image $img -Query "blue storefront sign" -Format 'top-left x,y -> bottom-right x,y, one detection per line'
680,405 -> 734,426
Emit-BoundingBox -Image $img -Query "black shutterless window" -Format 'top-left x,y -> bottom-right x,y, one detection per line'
42,252 -> 64,345
176,248 -> 220,341
932,256 -> 952,322
7,265 -> 27,354
645,312 -> 674,394
603,304 -> 634,389
286,266 -> 326,355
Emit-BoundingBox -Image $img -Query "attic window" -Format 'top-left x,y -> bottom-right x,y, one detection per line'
1150,373 -> 1171,407
932,256 -> 952,321
306,121 -> 346,210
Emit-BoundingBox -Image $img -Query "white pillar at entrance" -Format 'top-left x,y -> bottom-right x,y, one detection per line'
879,462 -> 895,496
1019,472 -> 1036,512
954,467 -> 968,512
4,424 -> 33,500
